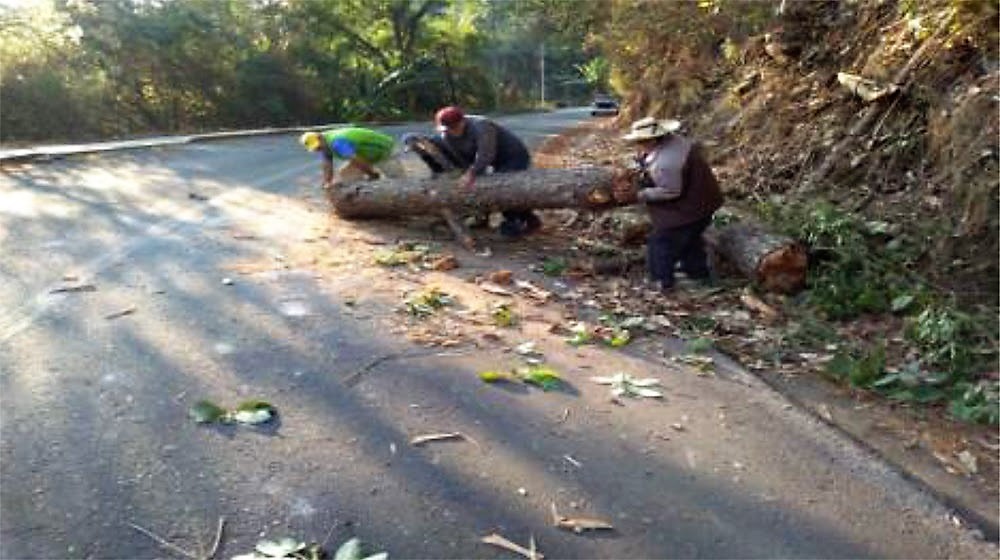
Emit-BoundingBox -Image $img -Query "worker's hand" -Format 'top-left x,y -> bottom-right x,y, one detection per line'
458,170 -> 476,191
612,172 -> 639,203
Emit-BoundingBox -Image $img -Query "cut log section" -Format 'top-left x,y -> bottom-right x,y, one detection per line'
712,223 -> 807,294
327,167 -> 627,220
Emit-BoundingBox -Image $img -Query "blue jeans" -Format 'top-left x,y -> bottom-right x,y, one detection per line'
647,216 -> 712,288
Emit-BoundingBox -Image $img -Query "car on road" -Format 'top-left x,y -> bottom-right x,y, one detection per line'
591,93 -> 619,116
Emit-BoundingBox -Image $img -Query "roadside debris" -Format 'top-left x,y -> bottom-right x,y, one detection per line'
591,373 -> 663,399
128,517 -> 224,560
487,269 -> 513,285
490,302 -> 518,327
480,533 -> 543,560
404,287 -> 453,318
514,280 -> 552,302
478,365 -> 562,391
550,502 -> 614,534
409,432 -> 465,446
49,283 -> 96,294
188,399 -> 276,425
836,72 -> 899,103
232,536 -> 387,560
104,305 -> 137,320
480,282 -> 514,296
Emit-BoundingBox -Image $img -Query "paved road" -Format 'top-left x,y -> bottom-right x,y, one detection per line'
0,109 -> 993,559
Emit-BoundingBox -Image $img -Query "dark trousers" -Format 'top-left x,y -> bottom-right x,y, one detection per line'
647,216 -> 712,287
494,160 -> 538,231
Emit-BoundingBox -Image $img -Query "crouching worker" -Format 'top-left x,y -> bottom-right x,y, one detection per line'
299,127 -> 403,192
433,106 -> 541,238
614,117 -> 723,293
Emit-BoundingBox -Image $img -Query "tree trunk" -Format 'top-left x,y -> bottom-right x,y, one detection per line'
710,223 -> 807,294
327,167 -> 625,219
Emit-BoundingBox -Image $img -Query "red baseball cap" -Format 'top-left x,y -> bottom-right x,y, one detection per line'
435,106 -> 465,131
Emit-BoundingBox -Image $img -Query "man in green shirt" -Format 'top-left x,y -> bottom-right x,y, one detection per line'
300,127 -> 403,190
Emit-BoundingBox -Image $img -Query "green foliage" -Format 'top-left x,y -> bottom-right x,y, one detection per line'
404,287 -> 453,318
950,380 -> 1000,425
827,345 -> 886,388
518,365 -> 562,390
0,0 -> 596,141
541,257 -> 567,277
490,303 -> 517,327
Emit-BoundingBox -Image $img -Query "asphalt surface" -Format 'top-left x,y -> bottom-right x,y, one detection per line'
0,108 -> 994,559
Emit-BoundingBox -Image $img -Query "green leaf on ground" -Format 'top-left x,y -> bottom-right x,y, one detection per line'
591,373 -> 663,398
541,257 -> 568,277
334,537 -> 388,560
686,337 -> 713,354
232,400 -> 276,425
479,370 -> 516,383
604,329 -> 631,347
519,365 -> 562,390
188,400 -> 226,423
891,294 -> 915,312
490,303 -> 517,327
255,537 -> 306,558
565,322 -> 592,346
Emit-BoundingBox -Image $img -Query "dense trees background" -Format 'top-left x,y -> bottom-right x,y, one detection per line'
0,0 -> 602,142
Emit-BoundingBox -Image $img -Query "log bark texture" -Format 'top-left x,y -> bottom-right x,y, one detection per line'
328,167 -> 624,219
712,223 -> 807,294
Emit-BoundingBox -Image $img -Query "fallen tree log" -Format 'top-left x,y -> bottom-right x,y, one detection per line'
709,223 -> 807,294
327,167 -> 627,219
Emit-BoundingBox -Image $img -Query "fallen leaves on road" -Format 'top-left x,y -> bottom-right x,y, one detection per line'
188,399 -> 276,425
231,536 -> 387,560
591,373 -> 663,399
490,302 -> 518,327
550,502 -> 614,534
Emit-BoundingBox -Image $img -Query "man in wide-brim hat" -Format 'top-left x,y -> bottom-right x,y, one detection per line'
614,117 -> 724,292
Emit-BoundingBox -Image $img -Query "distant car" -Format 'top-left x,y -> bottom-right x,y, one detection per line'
591,94 -> 619,116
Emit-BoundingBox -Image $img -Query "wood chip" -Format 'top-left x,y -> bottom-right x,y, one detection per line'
550,502 -> 614,534
481,533 -> 544,560
480,282 -> 513,296
50,284 -> 97,294
409,432 -> 465,446
487,270 -> 513,285
739,292 -> 779,322
515,280 -> 552,301
104,305 -> 137,320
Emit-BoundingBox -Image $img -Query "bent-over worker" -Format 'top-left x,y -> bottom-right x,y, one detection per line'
299,127 -> 403,191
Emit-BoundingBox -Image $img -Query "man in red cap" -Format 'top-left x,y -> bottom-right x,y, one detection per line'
433,106 -> 541,238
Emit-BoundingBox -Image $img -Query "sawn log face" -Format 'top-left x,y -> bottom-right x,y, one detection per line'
714,223 -> 807,294
328,167 -> 623,219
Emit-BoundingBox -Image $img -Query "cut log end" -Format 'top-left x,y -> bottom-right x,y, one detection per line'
713,223 -> 808,294
756,244 -> 808,294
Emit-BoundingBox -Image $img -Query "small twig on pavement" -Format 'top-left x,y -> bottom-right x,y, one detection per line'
202,517 -> 225,560
128,522 -> 198,560
342,348 -> 470,387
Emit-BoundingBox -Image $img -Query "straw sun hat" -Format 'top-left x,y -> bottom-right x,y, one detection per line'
622,117 -> 682,142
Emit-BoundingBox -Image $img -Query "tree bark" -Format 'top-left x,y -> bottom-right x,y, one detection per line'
327,167 -> 626,219
710,223 -> 807,294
